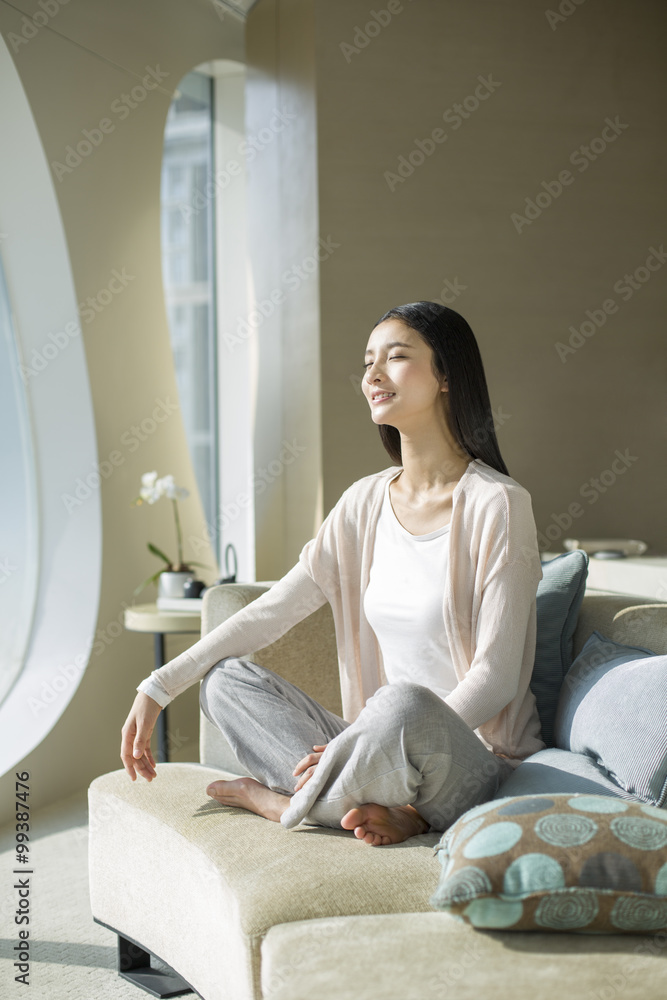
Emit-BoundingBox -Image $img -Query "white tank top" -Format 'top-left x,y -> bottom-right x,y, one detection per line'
363,470 -> 459,701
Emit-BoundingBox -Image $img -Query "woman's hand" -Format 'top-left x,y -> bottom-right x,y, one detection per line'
292,744 -> 328,792
120,692 -> 162,781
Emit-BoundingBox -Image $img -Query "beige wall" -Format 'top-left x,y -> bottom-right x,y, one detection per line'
248,0 -> 666,553
2,0 -> 666,823
0,0 -> 241,825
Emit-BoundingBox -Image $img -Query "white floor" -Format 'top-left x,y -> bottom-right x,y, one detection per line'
1,788 -> 191,1000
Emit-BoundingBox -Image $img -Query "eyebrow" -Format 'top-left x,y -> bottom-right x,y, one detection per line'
364,341 -> 414,359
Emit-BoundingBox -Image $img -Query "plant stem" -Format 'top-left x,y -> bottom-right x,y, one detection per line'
172,499 -> 184,569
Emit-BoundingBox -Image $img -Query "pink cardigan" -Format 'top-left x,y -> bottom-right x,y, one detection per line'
138,459 -> 546,765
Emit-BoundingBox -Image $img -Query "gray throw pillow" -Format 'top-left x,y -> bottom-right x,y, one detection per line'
531,550 -> 589,747
554,631 -> 667,806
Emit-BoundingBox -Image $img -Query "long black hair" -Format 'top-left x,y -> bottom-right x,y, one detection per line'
371,301 -> 509,477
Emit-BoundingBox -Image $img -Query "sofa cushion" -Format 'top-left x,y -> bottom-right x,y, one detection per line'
532,551 -> 589,747
430,793 -> 667,933
88,763 -> 441,1000
261,912 -> 667,1000
494,747 -> 636,801
554,631 -> 667,806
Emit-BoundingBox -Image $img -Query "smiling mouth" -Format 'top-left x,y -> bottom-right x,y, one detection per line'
372,393 -> 395,403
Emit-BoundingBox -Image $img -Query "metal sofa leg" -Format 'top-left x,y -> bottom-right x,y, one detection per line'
116,930 -> 194,998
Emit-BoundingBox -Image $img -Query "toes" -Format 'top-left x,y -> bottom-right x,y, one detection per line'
207,780 -> 232,799
341,808 -> 363,830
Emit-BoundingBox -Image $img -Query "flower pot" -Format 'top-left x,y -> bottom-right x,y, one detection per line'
157,571 -> 193,599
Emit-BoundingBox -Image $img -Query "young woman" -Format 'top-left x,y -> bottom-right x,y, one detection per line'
120,301 -> 545,846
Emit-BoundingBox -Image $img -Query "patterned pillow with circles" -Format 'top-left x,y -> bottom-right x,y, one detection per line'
430,793 -> 667,933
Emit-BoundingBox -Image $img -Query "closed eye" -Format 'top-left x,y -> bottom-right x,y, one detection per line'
363,355 -> 406,368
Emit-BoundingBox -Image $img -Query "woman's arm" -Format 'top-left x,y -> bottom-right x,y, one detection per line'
120,562 -> 330,780
136,560 -> 329,705
444,554 -> 539,731
444,488 -> 542,732
120,691 -> 160,781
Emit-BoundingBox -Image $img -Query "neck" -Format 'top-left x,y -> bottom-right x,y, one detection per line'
395,422 -> 472,494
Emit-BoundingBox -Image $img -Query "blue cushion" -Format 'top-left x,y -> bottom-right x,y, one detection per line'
531,551 -> 589,747
554,631 -> 667,807
494,748 -> 635,801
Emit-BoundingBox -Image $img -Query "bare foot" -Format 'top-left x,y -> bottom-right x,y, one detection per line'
340,803 -> 429,846
206,777 -> 290,823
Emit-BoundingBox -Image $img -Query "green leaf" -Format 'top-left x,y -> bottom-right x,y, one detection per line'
133,569 -> 166,596
147,541 -> 172,565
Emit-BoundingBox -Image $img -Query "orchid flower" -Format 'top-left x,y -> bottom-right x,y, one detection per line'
131,471 -> 205,594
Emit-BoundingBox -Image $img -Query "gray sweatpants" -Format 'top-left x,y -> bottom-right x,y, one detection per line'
199,656 -> 513,833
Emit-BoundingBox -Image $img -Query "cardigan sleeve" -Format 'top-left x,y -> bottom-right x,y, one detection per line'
136,560 -> 328,706
443,487 -> 542,732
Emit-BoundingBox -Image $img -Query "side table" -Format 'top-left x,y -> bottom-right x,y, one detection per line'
124,604 -> 201,763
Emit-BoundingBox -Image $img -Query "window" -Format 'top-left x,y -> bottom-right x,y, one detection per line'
160,71 -> 218,544
160,61 -> 253,581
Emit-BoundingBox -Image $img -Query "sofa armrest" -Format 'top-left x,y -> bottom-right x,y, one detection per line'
199,583 -> 341,770
574,591 -> 667,659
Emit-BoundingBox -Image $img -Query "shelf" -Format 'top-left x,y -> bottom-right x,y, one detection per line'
541,553 -> 667,602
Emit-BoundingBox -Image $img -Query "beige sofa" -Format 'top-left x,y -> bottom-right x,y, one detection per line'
88,585 -> 667,1000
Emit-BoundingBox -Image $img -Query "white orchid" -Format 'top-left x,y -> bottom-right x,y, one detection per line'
139,470 -> 161,504
132,471 -> 203,594
156,474 -> 189,502
139,471 -> 189,504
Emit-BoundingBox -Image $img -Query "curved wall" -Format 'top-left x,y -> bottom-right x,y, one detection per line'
0,0 -> 245,823
0,34 -> 101,772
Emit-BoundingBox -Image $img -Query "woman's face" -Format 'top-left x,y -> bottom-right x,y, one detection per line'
362,319 -> 446,428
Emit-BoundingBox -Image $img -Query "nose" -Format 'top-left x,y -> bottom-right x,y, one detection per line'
364,359 -> 384,383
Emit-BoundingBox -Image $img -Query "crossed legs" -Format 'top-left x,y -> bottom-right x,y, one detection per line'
199,657 -> 510,845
